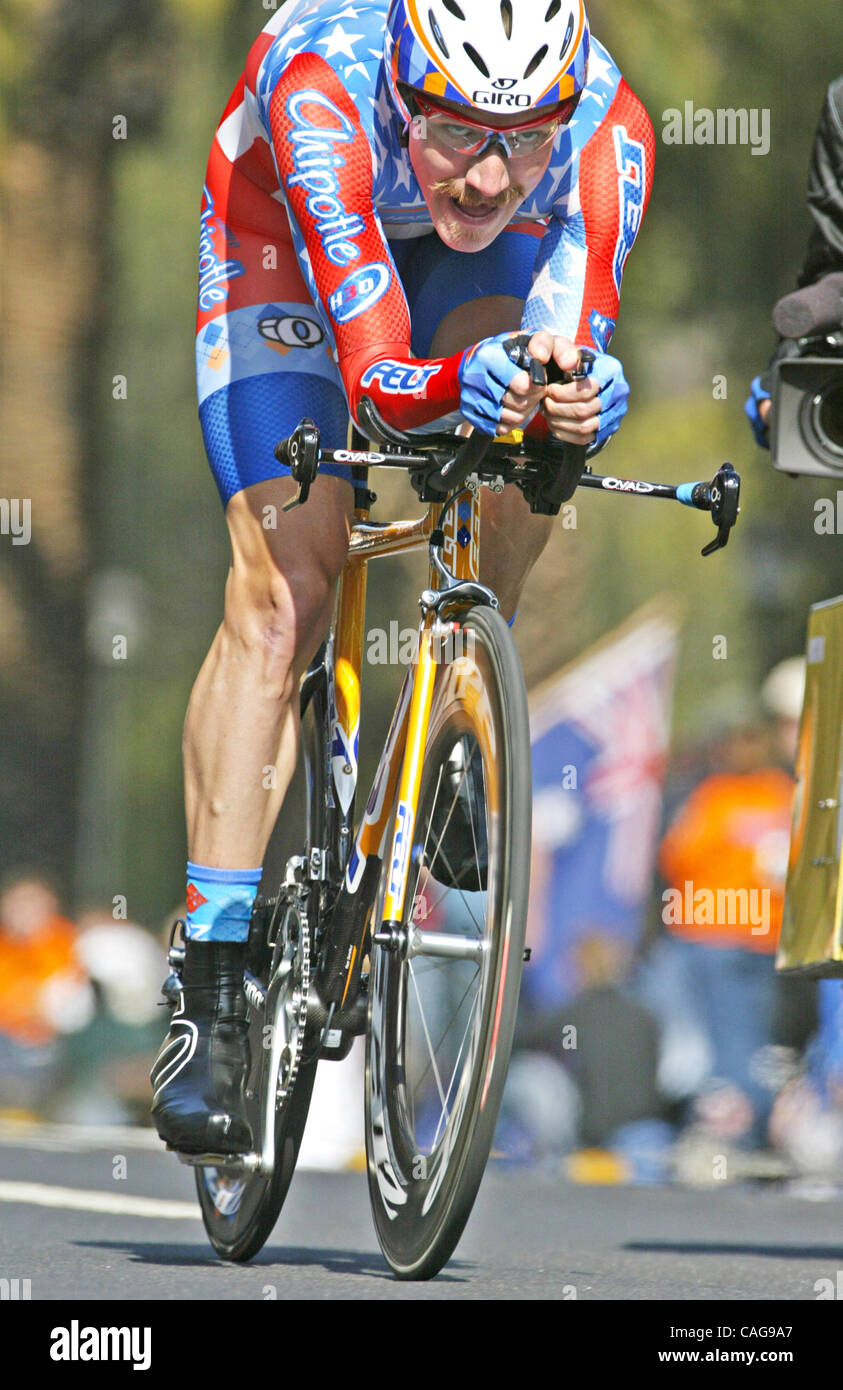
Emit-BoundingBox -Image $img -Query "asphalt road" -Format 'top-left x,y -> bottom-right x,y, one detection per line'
1,1123 -> 842,1302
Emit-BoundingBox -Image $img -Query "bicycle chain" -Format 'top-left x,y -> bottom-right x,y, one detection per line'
276,901 -> 310,1110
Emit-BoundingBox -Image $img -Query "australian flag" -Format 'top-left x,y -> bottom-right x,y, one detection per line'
523,601 -> 680,1010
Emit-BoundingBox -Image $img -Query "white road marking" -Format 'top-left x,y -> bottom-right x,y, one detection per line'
0,1119 -> 165,1153
0,1181 -> 200,1220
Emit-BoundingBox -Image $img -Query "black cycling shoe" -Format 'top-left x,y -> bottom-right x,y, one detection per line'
151,940 -> 253,1155
427,740 -> 488,892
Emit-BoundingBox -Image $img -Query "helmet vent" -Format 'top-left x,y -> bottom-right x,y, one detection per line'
545,0 -> 561,19
429,9 -> 450,58
441,0 -> 466,18
500,0 -> 513,39
523,44 -> 548,80
560,12 -> 574,58
462,42 -> 490,78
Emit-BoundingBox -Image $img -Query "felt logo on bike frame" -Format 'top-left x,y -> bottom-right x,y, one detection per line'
389,799 -> 414,899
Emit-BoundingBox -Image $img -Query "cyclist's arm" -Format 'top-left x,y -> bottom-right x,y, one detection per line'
524,79 -> 655,350
521,81 -> 654,447
265,54 -> 469,430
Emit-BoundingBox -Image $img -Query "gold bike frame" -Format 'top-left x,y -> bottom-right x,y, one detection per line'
325,468 -> 484,1003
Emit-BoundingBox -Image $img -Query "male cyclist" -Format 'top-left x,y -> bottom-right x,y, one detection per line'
152,0 -> 655,1154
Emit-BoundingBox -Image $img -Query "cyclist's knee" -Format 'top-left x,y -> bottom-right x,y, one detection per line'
222,477 -> 352,686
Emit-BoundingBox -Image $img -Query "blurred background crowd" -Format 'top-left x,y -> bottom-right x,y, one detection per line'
2,0 -> 843,1187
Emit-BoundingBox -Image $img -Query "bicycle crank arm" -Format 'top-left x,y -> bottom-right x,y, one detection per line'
315,855 -> 382,1007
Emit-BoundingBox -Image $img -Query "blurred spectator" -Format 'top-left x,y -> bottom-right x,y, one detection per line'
53,907 -> 168,1125
646,663 -> 804,1150
501,932 -> 670,1177
0,870 -> 95,1115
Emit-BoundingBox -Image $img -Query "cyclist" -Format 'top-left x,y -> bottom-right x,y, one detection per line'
152,0 -> 655,1154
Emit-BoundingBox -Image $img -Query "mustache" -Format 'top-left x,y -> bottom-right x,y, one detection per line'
432,178 -> 525,209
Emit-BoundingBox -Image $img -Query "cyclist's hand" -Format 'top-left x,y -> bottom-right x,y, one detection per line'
458,330 -> 546,436
542,342 -> 628,451
745,376 -> 772,448
497,329 -> 569,434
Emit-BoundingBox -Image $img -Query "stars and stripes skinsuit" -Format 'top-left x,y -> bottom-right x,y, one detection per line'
195,0 -> 654,506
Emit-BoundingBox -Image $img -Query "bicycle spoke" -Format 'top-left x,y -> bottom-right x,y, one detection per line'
408,958 -> 449,1123
430,985 -> 483,1150
405,961 -> 481,1113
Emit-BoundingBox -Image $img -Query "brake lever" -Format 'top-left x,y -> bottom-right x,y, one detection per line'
275,418 -> 321,511
701,462 -> 741,556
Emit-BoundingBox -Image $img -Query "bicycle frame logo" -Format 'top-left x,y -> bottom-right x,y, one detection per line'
388,800 -> 414,899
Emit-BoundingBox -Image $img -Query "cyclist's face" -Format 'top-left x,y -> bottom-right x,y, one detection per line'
409,108 -> 556,252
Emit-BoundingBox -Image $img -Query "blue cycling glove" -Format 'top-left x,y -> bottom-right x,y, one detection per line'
457,333 -> 524,435
584,351 -> 630,455
744,376 -> 771,449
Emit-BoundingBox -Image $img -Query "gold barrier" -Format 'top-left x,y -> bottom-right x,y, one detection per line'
778,594 -> 843,975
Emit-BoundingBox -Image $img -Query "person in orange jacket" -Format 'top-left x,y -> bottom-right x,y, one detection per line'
0,872 -> 94,1113
655,666 -> 802,1146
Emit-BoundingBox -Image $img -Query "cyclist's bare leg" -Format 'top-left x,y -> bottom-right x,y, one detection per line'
429,295 -> 554,620
184,473 -> 355,869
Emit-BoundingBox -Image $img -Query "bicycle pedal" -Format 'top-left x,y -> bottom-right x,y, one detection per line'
173,1148 -> 262,1172
523,948 -> 531,963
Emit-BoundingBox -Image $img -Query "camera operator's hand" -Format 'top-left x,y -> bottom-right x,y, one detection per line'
745,375 -> 772,448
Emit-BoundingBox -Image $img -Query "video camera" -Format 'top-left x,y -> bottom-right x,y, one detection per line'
770,272 -> 843,477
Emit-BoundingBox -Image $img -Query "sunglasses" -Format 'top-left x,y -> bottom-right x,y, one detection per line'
410,92 -> 579,157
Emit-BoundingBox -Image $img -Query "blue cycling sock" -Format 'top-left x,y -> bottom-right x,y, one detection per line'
507,611 -> 517,628
185,862 -> 262,942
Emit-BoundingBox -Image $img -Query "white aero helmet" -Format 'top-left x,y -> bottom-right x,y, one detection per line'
384,0 -> 590,124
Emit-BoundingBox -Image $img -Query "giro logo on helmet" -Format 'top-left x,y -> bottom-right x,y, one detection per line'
472,90 -> 532,107
384,0 -> 590,124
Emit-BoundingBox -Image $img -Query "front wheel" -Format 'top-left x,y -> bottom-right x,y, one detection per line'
364,606 -> 532,1279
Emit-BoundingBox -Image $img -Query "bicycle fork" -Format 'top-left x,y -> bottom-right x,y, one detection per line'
315,478 -> 495,1008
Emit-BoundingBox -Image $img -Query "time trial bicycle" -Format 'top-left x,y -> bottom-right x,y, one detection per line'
162,338 -> 741,1279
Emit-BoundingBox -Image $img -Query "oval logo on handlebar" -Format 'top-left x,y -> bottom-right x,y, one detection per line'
328,263 -> 391,325
602,477 -> 655,493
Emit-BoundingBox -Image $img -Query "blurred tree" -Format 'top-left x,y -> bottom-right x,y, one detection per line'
0,0 -> 172,896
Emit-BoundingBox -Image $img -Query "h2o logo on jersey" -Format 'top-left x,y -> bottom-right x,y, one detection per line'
361,360 -> 443,395
612,125 -> 645,293
328,263 -> 391,325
